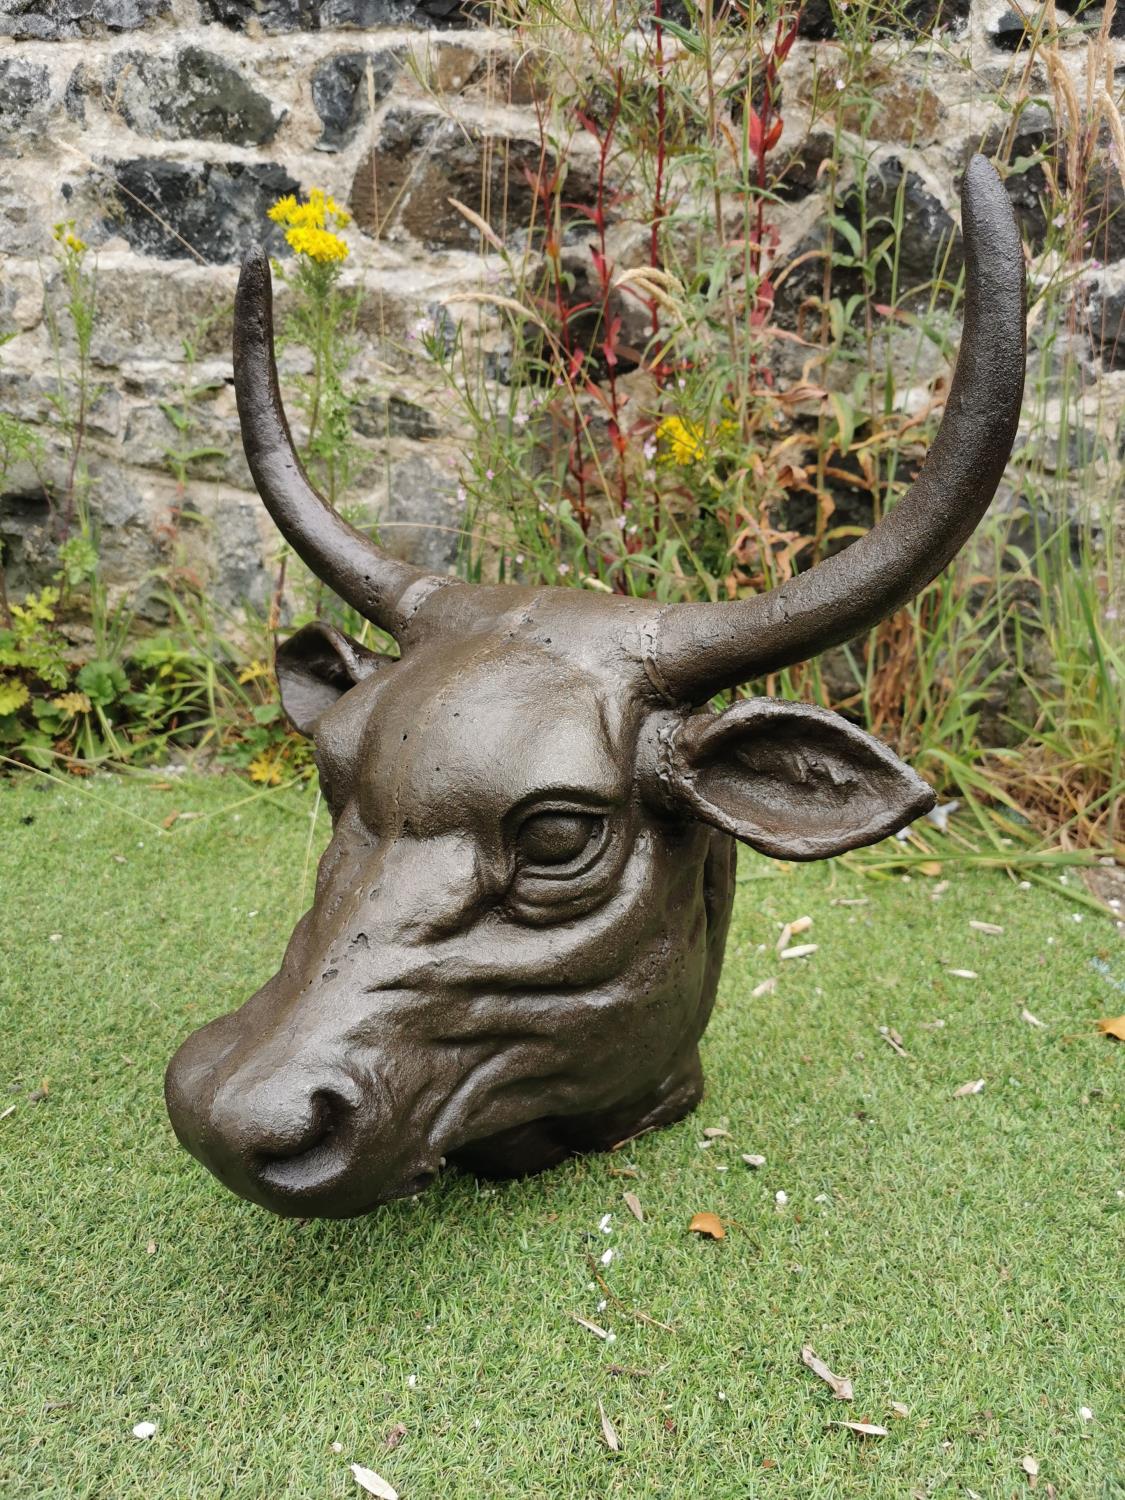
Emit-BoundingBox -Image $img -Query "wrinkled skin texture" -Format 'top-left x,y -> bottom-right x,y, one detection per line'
167,623 -> 738,1215
165,158 -> 1025,1218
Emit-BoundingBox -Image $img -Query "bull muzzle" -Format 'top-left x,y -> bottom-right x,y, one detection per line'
164,1007 -> 436,1217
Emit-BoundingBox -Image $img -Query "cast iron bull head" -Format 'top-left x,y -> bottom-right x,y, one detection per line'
165,158 -> 1025,1218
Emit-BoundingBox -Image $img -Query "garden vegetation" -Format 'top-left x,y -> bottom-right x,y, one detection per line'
0,0 -> 1121,861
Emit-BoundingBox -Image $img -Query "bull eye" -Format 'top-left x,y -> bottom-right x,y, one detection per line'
516,811 -> 601,867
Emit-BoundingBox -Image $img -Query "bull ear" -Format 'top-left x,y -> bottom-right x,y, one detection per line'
275,621 -> 386,736
663,697 -> 934,860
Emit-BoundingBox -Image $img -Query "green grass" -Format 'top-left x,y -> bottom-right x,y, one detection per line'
1,773 -> 1122,1499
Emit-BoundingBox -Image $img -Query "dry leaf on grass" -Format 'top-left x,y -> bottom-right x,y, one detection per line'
890,1401 -> 909,1418
751,978 -> 778,999
623,1191 -> 644,1223
799,1346 -> 853,1401
1021,1454 -> 1040,1485
384,1424 -> 407,1451
742,1153 -> 766,1168
878,1026 -> 910,1058
780,943 -> 818,961
953,1078 -> 986,1097
702,1126 -> 732,1139
970,920 -> 1004,935
1096,1015 -> 1125,1040
688,1211 -> 725,1240
777,916 -> 813,951
1021,1007 -> 1046,1028
571,1314 -> 614,1340
832,1420 -> 888,1437
351,1464 -> 398,1499
918,860 -> 943,877
947,969 -> 979,980
598,1400 -> 621,1452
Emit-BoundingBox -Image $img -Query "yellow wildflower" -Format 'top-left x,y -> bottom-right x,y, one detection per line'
237,659 -> 272,685
285,225 -> 350,263
53,691 -> 92,716
267,194 -> 300,226
53,220 -> 87,254
268,188 -> 352,263
658,415 -> 706,465
248,751 -> 284,786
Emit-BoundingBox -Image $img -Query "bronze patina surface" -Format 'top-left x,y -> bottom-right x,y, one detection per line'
165,157 -> 1026,1218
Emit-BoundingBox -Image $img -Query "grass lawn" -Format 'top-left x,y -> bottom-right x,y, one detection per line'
1,772 -> 1122,1499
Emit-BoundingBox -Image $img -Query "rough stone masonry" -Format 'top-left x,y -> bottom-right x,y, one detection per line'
0,0 -> 1122,617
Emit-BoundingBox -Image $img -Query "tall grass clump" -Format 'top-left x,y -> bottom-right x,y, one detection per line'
422,0 -> 1122,853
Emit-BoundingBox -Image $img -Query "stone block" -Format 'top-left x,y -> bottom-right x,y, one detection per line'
1089,283 -> 1125,370
311,49 -> 401,152
796,0 -> 968,39
104,159 -> 299,264
105,47 -> 286,146
352,388 -> 444,441
0,0 -> 170,40
350,108 -> 584,250
81,262 -> 234,363
199,0 -> 474,31
381,450 -> 464,571
0,59 -> 51,147
775,156 -> 961,326
979,107 -> 1053,254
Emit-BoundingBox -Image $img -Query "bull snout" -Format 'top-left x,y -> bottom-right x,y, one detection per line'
164,1012 -> 435,1217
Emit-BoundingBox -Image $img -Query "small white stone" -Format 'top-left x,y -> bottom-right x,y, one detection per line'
48,933 -> 62,942
1079,1406 -> 1094,1422
600,1247 -> 615,1266
407,1374 -> 417,1388
131,1421 -> 157,1440
331,1441 -> 344,1453
814,1193 -> 829,1203
775,1190 -> 789,1206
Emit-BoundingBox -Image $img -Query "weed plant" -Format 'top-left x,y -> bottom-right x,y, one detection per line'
425,0 -> 1123,852
0,3 -> 1120,857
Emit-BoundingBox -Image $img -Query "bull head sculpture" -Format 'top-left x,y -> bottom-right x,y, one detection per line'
165,158 -> 1025,1218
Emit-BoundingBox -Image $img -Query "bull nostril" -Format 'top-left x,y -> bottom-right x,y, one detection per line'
258,1089 -> 336,1163
253,1087 -> 355,1194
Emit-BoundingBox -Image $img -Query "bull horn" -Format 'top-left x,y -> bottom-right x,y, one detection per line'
233,248 -> 452,639
648,155 -> 1026,704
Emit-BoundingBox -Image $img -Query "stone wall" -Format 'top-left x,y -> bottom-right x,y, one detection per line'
0,0 -> 1122,617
